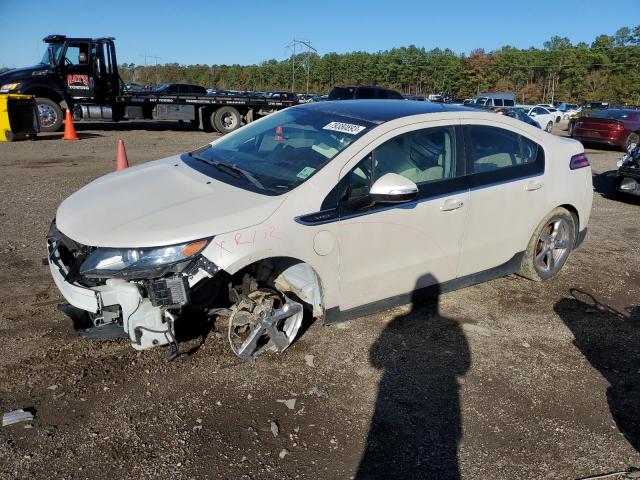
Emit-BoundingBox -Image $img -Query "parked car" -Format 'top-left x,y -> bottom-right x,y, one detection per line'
267,91 -> 300,104
536,104 -> 562,123
328,85 -> 404,100
521,105 -> 556,132
557,103 -> 582,120
153,83 -> 207,95
47,100 -> 592,360
496,107 -> 541,129
309,95 -> 329,102
468,92 -> 516,108
572,109 -> 640,151
124,82 -> 146,92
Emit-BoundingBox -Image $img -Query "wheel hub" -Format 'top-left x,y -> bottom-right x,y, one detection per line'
535,218 -> 570,274
37,104 -> 57,128
227,290 -> 303,361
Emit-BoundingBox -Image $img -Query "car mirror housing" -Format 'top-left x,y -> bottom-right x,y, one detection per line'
369,173 -> 418,204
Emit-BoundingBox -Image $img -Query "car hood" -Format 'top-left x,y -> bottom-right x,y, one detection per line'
0,64 -> 51,83
56,155 -> 285,248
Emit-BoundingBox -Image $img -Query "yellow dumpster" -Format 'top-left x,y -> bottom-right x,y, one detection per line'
0,94 -> 39,142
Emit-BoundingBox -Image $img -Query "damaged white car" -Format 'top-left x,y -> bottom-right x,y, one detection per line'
48,100 -> 593,360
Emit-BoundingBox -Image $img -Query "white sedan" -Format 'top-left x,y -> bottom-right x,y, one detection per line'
47,101 -> 593,360
524,106 -> 557,132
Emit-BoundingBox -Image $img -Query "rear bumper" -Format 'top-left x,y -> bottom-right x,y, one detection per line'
573,130 -> 625,147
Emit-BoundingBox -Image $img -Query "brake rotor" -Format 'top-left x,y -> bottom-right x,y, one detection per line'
227,289 -> 303,361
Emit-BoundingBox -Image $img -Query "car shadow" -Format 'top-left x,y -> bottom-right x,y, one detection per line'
593,170 -> 618,198
74,121 -> 213,133
35,132 -> 103,141
593,171 -> 640,204
356,275 -> 471,479
554,289 -> 640,452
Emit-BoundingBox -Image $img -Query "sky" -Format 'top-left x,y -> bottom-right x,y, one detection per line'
0,0 -> 637,69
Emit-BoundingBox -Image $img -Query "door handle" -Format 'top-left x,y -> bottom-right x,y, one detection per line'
440,198 -> 464,211
526,180 -> 544,191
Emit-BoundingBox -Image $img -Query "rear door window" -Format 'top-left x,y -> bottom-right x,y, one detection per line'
465,125 -> 544,184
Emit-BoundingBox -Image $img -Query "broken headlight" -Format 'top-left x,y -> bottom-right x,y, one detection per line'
79,239 -> 209,279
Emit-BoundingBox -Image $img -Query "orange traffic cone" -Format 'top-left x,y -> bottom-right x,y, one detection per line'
62,109 -> 79,141
116,139 -> 129,171
274,125 -> 284,141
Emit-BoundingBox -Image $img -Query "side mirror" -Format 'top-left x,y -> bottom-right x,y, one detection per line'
530,112 -> 537,117
369,173 -> 418,204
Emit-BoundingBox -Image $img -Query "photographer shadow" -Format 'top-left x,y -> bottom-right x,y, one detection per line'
554,289 -> 640,452
356,275 -> 471,479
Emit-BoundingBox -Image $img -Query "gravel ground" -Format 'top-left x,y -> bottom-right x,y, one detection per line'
0,120 -> 639,480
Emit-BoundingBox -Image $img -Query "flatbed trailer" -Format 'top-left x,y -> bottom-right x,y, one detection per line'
0,35 -> 296,133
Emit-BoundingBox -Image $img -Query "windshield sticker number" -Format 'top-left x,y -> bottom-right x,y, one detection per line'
296,166 -> 316,179
323,122 -> 366,135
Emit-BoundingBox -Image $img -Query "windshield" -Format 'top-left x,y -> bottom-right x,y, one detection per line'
40,43 -> 63,66
471,97 -> 488,105
592,110 -> 631,120
185,108 -> 374,194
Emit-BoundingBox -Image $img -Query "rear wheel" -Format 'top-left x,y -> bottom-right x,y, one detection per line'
545,121 -> 553,133
520,208 -> 576,281
35,97 -> 63,132
624,132 -> 639,152
211,106 -> 241,134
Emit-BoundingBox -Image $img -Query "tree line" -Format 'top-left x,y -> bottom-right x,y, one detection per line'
11,26 -> 640,105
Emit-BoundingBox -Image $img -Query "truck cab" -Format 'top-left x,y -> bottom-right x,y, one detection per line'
0,35 -> 121,131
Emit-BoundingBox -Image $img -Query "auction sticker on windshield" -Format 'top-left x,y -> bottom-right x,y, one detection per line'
296,166 -> 316,179
323,122 -> 366,135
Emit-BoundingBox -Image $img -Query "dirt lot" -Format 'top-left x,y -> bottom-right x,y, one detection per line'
0,120 -> 639,480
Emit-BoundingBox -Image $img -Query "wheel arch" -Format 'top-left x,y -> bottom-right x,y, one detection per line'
227,255 -> 326,320
23,87 -> 67,109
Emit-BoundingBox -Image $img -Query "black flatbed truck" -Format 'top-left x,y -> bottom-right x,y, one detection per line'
0,35 -> 296,133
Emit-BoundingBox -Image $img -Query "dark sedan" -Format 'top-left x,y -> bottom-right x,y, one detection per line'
573,109 -> 640,151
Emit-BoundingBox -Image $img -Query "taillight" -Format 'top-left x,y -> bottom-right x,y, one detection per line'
614,121 -> 624,130
570,153 -> 590,170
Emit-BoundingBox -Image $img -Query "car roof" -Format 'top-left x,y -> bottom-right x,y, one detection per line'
296,100 -> 473,124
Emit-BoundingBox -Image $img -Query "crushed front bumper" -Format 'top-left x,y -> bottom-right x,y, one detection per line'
47,224 -> 184,350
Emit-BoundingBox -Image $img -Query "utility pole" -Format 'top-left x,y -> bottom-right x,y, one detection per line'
285,39 -> 317,94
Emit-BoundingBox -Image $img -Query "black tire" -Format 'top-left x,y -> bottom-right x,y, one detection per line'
212,106 -> 241,134
624,132 -> 639,152
35,97 -> 63,132
545,121 -> 553,133
519,207 -> 576,282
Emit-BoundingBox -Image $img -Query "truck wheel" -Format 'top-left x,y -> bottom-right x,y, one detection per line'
212,107 -> 241,134
35,97 -> 63,132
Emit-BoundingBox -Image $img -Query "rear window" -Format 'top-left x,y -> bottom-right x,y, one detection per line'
504,99 -> 515,106
592,110 -> 633,120
329,87 -> 356,100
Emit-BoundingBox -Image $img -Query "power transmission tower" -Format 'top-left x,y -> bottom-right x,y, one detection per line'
285,39 -> 317,94
139,53 -> 161,86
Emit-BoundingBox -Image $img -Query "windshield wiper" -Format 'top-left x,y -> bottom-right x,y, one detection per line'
190,153 -> 265,190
